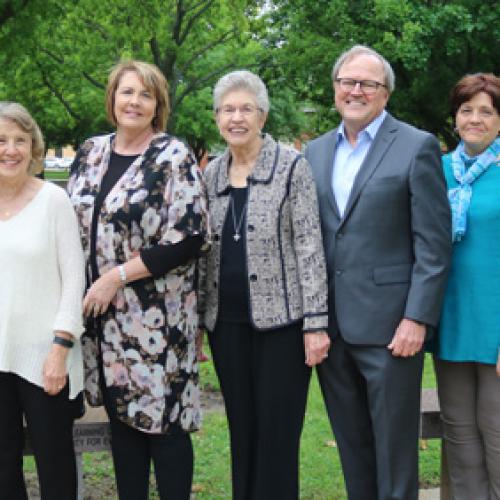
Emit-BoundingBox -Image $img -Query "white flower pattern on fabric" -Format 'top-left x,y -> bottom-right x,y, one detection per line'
143,306 -> 164,328
129,188 -> 148,205
68,133 -> 209,434
106,189 -> 128,213
141,207 -> 161,238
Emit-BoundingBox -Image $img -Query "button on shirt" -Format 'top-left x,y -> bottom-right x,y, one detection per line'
333,110 -> 387,216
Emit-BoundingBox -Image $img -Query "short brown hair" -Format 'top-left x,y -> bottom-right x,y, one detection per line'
450,73 -> 500,117
0,101 -> 45,175
105,60 -> 170,132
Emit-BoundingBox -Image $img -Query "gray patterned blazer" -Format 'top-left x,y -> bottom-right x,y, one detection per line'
198,134 -> 328,332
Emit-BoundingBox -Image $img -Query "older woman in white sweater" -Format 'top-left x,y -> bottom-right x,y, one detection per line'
0,102 -> 85,500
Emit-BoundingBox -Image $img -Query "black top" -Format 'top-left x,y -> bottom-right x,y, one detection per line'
89,150 -> 202,282
218,186 -> 250,323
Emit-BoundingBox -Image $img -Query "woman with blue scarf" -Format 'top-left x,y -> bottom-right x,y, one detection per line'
431,73 -> 500,499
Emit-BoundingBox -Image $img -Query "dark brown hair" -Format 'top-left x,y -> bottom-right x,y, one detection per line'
450,73 -> 500,117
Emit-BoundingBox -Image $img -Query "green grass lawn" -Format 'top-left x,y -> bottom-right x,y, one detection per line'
44,169 -> 69,181
23,354 -> 441,498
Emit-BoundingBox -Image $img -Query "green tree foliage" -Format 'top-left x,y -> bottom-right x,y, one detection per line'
0,0 -> 29,25
1,1 -> 497,152
268,0 -> 499,148
0,0 -> 274,155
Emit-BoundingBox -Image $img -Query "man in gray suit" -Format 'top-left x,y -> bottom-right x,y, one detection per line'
305,45 -> 451,500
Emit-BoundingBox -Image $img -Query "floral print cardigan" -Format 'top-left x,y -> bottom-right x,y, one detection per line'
68,133 -> 208,434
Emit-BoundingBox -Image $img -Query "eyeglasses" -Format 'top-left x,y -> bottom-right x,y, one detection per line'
335,78 -> 387,95
217,105 -> 262,117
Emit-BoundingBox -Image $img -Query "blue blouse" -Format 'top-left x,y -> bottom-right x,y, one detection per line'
433,155 -> 500,364
432,152 -> 500,364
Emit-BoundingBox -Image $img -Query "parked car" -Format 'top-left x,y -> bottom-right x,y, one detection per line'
44,156 -> 61,169
59,157 -> 74,169
44,156 -> 74,170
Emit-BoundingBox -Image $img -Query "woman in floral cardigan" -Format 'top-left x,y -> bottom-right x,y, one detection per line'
68,60 -> 208,500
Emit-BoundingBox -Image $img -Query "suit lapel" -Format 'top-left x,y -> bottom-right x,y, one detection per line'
339,114 -> 398,226
322,130 -> 341,219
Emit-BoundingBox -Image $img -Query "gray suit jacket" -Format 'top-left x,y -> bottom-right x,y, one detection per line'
305,113 -> 451,345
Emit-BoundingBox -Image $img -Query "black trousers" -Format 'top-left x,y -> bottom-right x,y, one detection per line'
107,415 -> 193,500
209,321 -> 311,500
317,336 -> 424,500
0,372 -> 77,500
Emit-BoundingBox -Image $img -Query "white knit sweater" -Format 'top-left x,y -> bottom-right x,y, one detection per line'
0,181 -> 85,399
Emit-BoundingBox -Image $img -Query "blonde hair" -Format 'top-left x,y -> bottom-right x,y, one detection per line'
0,101 -> 45,175
105,60 -> 170,132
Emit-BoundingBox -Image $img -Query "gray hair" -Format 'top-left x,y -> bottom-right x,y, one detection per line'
213,70 -> 270,113
331,45 -> 396,93
0,101 -> 45,175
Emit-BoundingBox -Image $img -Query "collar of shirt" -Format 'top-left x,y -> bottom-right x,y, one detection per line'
336,109 -> 387,145
332,110 -> 387,216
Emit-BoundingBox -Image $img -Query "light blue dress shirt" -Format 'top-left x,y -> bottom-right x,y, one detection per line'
333,110 -> 387,215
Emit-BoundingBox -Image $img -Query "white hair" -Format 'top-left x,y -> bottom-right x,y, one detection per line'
213,70 -> 270,112
331,45 -> 396,93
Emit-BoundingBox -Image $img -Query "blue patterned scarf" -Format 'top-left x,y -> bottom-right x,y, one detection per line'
448,137 -> 500,242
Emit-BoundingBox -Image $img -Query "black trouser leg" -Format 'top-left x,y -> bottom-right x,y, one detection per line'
209,322 -> 255,500
152,430 -> 193,500
252,324 -> 311,500
0,372 -> 28,500
209,322 -> 311,500
0,372 -> 77,500
109,416 -> 194,500
109,416 -> 151,500
20,376 -> 77,500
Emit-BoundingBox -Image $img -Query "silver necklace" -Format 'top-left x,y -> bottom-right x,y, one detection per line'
229,195 -> 248,242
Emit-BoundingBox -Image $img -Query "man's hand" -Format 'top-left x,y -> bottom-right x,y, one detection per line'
496,349 -> 500,377
304,331 -> 331,367
387,318 -> 425,357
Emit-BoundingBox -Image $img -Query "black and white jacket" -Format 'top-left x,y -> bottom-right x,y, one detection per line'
199,134 -> 328,332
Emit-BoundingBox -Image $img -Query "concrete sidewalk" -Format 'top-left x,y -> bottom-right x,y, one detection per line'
419,488 -> 440,499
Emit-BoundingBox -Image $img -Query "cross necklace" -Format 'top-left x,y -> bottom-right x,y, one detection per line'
229,195 -> 248,242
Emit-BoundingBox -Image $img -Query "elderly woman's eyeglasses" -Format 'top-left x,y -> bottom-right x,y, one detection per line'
217,105 -> 262,117
335,78 -> 387,95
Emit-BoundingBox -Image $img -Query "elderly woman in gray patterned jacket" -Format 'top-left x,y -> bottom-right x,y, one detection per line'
198,70 -> 330,500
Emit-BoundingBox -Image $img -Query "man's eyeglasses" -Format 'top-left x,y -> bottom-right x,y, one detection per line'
335,78 -> 387,95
